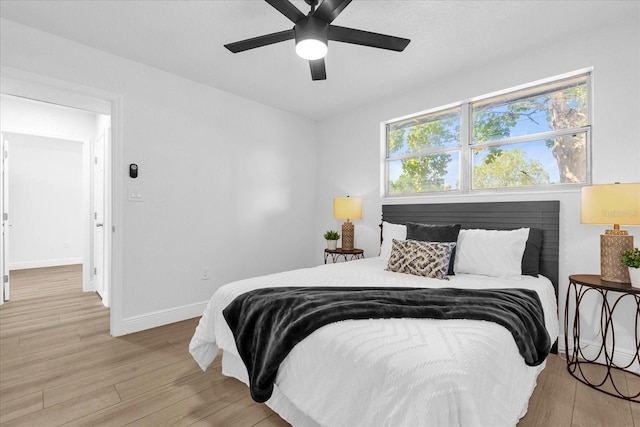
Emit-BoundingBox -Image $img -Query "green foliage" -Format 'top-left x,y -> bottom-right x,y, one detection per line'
389,154 -> 452,194
388,128 -> 406,155
622,248 -> 640,268
323,230 -> 340,241
472,110 -> 517,142
406,121 -> 458,150
473,149 -> 549,189
388,116 -> 458,194
483,147 -> 504,165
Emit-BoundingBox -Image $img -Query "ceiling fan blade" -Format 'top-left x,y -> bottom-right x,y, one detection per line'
225,29 -> 295,53
313,0 -> 352,24
309,58 -> 327,81
265,0 -> 305,23
328,25 -> 410,52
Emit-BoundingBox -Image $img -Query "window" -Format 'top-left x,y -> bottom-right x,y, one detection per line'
384,72 -> 591,196
387,106 -> 461,194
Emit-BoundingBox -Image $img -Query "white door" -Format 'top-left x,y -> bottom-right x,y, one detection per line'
93,130 -> 107,306
1,135 -> 10,303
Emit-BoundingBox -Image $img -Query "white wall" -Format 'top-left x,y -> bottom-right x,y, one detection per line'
316,15 -> 640,363
0,19 -> 319,334
1,95 -> 96,270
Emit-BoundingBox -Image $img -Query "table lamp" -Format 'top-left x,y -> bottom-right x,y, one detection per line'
334,196 -> 362,250
581,183 -> 640,283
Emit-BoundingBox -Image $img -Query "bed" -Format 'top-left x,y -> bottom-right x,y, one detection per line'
190,201 -> 560,427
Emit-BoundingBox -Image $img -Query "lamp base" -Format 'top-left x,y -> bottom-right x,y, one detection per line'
601,229 -> 633,283
342,220 -> 355,250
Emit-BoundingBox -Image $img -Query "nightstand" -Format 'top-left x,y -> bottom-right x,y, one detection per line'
324,248 -> 364,264
565,274 -> 640,402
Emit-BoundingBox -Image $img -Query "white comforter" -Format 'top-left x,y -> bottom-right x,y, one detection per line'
190,257 -> 559,427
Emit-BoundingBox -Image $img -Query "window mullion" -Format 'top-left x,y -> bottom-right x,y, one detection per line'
460,102 -> 471,193
473,126 -> 591,149
387,146 -> 460,162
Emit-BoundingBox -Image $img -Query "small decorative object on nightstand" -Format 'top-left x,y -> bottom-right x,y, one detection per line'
565,274 -> 640,402
622,248 -> 640,287
324,248 -> 364,264
323,230 -> 340,251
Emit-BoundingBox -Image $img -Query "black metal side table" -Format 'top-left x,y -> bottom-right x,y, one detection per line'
565,274 -> 640,402
324,248 -> 364,264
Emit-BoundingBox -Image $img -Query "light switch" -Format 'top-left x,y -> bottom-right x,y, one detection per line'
128,187 -> 144,202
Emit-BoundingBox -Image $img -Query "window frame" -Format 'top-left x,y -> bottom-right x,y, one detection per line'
382,69 -> 592,198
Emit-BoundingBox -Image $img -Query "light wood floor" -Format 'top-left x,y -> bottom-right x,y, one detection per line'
0,265 -> 638,426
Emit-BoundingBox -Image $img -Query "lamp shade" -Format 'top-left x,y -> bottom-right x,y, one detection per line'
334,197 -> 362,220
581,183 -> 640,226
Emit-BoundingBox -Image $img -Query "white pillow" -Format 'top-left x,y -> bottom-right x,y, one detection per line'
379,221 -> 407,261
454,228 -> 530,278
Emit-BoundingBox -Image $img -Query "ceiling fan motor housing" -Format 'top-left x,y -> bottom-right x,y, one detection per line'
295,16 -> 329,46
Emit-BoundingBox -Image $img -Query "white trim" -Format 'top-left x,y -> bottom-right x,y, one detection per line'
9,257 -> 83,270
109,95 -> 124,336
113,301 -> 209,336
381,100 -> 462,128
469,67 -> 594,104
1,67 -> 111,114
558,333 -> 640,374
381,68 -> 594,128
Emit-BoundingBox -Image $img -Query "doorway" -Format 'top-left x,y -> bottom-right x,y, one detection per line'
0,94 -> 112,308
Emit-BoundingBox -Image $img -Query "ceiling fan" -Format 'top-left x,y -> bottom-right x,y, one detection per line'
224,0 -> 411,81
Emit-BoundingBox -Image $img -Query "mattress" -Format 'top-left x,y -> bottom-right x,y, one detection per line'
190,257 -> 559,427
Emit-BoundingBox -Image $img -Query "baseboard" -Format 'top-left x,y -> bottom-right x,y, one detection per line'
9,257 -> 83,270
112,300 -> 209,337
558,334 -> 640,373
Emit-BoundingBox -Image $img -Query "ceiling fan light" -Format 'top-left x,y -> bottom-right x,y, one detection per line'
295,38 -> 328,60
294,17 -> 329,61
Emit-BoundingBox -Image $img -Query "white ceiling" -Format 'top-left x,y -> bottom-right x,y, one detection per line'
1,0 -> 637,120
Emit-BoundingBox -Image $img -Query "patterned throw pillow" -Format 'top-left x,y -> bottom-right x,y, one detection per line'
386,239 -> 456,280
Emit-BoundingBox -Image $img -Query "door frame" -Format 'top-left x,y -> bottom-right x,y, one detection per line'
1,135 -> 9,304
1,66 -> 123,335
93,125 -> 109,306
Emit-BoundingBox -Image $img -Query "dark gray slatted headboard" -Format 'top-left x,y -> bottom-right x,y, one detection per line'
382,201 -> 560,296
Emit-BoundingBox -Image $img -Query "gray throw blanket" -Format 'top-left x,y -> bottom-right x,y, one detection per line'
223,286 -> 550,403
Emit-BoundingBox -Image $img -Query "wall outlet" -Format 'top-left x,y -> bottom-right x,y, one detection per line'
201,267 -> 210,280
